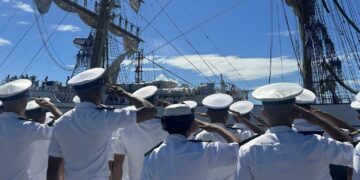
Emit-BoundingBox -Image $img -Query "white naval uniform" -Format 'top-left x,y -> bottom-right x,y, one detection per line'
0,112 -> 52,180
195,123 -> 243,180
48,102 -> 136,180
292,118 -> 323,132
114,118 -> 167,180
236,126 -> 354,180
140,134 -> 239,180
353,143 -> 360,179
28,114 -> 54,180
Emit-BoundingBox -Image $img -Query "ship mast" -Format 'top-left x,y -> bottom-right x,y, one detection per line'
91,0 -> 113,68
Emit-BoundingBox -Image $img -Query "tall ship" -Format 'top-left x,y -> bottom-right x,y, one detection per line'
1,0 -> 359,122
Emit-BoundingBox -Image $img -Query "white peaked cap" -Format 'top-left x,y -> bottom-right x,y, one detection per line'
252,83 -> 303,102
0,79 -> 32,99
182,100 -> 197,109
356,92 -> 360,102
72,95 -> 80,104
229,101 -> 254,115
351,101 -> 360,110
202,93 -> 233,109
164,104 -> 191,117
26,97 -> 51,111
296,88 -> 316,104
133,86 -> 158,99
68,68 -> 105,86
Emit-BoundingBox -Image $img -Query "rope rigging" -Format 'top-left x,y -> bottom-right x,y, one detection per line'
268,0 -> 274,84
176,0 -> 253,90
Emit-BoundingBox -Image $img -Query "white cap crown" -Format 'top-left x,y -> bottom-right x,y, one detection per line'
230,100 -> 254,115
296,88 -> 316,104
68,68 -> 105,86
132,86 -> 158,99
202,93 -> 233,109
26,97 -> 51,111
164,104 -> 191,116
182,100 -> 197,109
0,79 -> 32,99
252,83 -> 303,102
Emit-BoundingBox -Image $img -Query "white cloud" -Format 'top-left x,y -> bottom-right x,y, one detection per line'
154,74 -> 179,84
2,0 -> 12,3
0,37 -> 12,46
269,30 -> 298,37
13,2 -> 35,13
16,21 -> 30,25
156,54 -> 299,81
52,25 -> 81,32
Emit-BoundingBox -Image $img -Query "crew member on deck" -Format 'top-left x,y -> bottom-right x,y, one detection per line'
46,68 -> 157,180
26,98 -> 63,180
140,104 -> 240,180
235,83 -> 354,180
112,86 -> 167,180
0,79 -> 53,180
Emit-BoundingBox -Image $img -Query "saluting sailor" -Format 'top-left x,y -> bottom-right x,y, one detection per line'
351,92 -> 360,179
0,79 -> 53,180
229,100 -> 264,139
26,98 -> 63,180
195,94 -> 251,180
235,83 -> 354,180
46,68 -> 157,180
112,86 -> 167,180
140,104 -> 241,180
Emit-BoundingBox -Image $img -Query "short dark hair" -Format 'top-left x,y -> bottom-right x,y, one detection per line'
161,114 -> 194,135
26,108 -> 47,120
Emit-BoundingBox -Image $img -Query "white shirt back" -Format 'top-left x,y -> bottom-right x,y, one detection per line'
236,126 -> 354,180
353,143 -> 360,179
0,112 -> 52,180
195,123 -> 245,180
114,118 -> 167,180
141,134 -> 238,180
48,102 -> 136,180
28,140 -> 50,180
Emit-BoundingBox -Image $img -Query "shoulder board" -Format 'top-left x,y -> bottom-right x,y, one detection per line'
189,140 -> 212,143
144,141 -> 163,157
95,106 -> 115,110
47,120 -> 55,127
353,140 -> 360,147
350,129 -> 360,136
226,125 -> 240,130
239,134 -> 261,146
192,129 -> 204,136
18,117 -> 33,121
298,131 -> 324,136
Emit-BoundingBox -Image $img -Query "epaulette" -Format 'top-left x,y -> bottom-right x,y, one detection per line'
350,129 -> 360,137
95,106 -> 115,110
18,117 -> 33,121
226,125 -> 240,130
189,140 -> 212,143
239,134 -> 261,146
297,131 -> 324,136
192,129 -> 204,136
47,120 -> 55,127
144,141 -> 163,157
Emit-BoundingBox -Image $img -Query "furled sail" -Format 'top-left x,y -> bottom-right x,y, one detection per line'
107,53 -> 127,84
34,0 -> 52,14
124,35 -> 140,57
129,0 -> 142,13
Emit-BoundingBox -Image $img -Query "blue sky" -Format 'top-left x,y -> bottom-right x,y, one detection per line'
0,0 -> 302,90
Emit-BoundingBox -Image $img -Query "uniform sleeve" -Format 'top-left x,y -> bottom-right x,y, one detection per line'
353,144 -> 360,179
235,148 -> 254,180
114,130 -> 127,155
25,121 -> 53,141
104,108 -> 137,131
317,136 -> 354,167
140,157 -> 153,180
204,142 -> 239,169
48,131 -> 63,158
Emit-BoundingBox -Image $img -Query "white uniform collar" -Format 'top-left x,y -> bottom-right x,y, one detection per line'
266,126 -> 294,134
0,112 -> 21,119
75,102 -> 97,109
164,134 -> 187,144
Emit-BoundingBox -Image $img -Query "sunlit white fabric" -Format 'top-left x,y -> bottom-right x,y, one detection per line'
48,102 -> 136,180
141,134 -> 238,180
353,143 -> 360,179
236,126 -> 354,180
0,112 -> 52,180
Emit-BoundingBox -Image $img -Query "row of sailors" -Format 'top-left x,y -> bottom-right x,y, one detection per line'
1,67 -> 360,179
